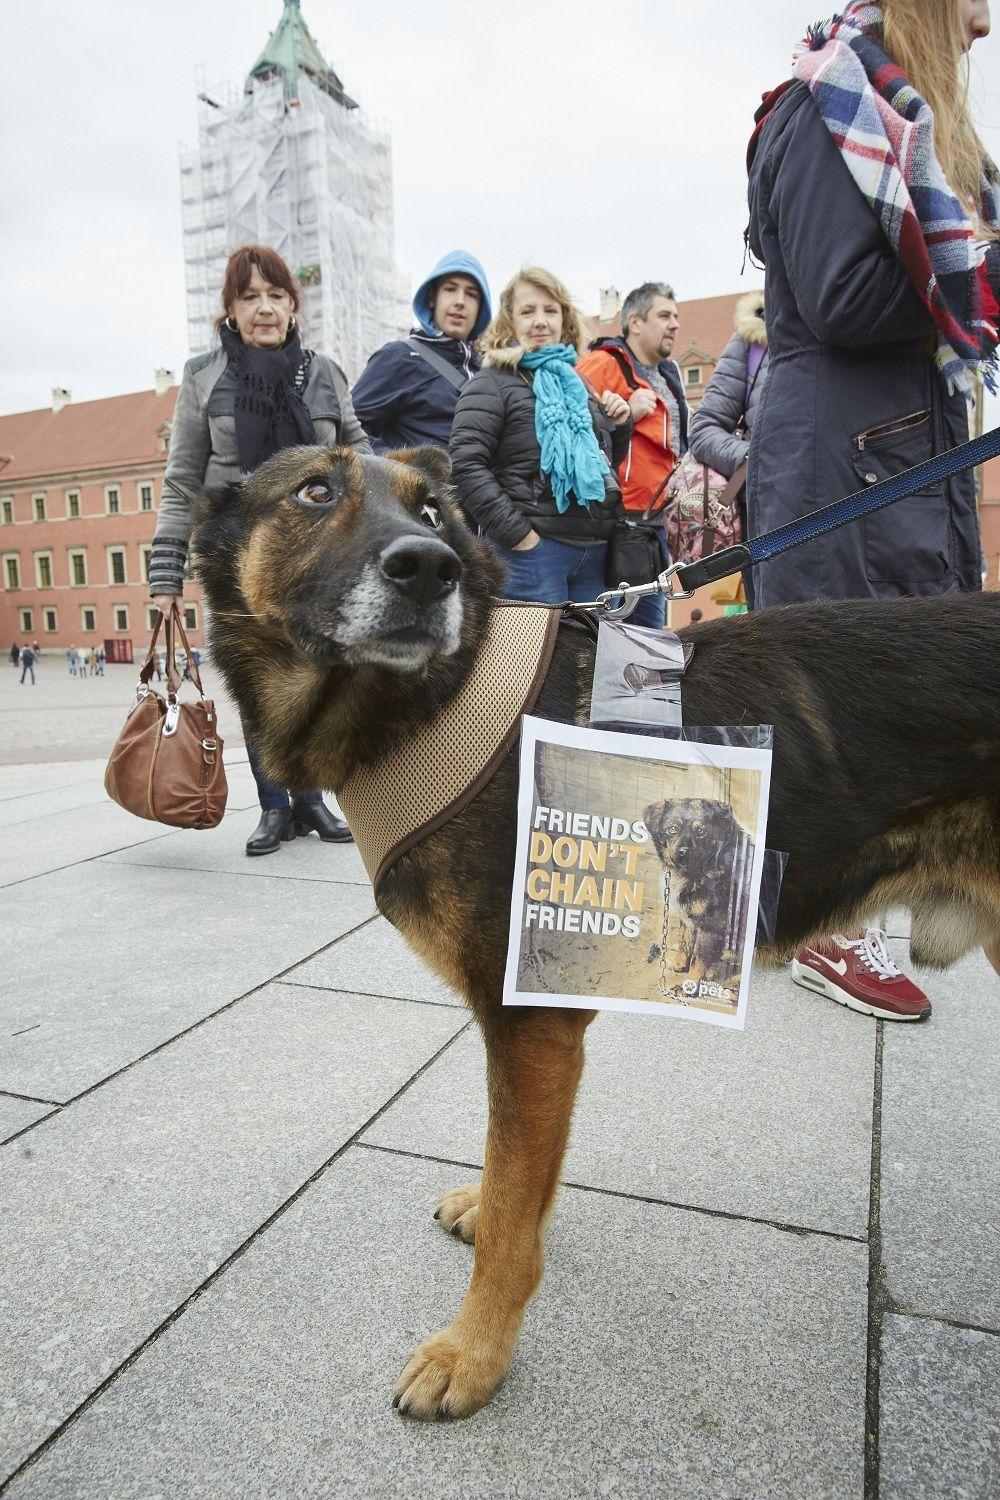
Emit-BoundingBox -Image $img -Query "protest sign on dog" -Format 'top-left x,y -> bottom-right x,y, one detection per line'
503,717 -> 773,1029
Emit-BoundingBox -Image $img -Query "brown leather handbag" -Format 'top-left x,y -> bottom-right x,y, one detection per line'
104,605 -> 228,828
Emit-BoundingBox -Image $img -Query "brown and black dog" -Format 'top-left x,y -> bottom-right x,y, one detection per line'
195,443 -> 1000,1421
645,797 -> 753,984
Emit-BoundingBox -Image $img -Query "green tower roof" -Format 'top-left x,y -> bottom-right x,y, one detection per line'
246,0 -> 358,108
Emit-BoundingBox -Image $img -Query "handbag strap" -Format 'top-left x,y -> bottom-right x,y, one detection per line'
406,337 -> 468,392
138,611 -> 167,686
717,461 -> 748,510
164,603 -> 206,699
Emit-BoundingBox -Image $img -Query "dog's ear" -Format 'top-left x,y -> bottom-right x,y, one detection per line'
388,446 -> 453,489
643,799 -> 673,859
707,802 -> 741,844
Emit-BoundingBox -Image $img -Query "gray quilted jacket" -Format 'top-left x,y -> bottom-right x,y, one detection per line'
688,293 -> 768,480
149,346 -> 370,595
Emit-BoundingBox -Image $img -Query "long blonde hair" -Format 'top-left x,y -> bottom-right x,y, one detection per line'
883,0 -> 997,234
480,267 -> 588,358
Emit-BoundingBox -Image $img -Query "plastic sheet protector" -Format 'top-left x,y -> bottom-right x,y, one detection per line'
502,716 -> 773,1030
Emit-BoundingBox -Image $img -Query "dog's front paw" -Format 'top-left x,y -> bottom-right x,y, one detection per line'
433,1183 -> 480,1243
392,1318 -> 516,1420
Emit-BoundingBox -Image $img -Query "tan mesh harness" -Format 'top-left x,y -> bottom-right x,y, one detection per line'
336,601 -> 561,897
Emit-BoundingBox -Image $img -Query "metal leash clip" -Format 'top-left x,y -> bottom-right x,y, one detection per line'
578,562 -> 696,622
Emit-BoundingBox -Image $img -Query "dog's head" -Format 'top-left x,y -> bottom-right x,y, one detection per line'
643,797 -> 743,876
194,444 -> 503,675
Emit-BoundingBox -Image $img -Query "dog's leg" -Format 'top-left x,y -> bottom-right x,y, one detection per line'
393,1004 -> 594,1420
434,1182 -> 480,1243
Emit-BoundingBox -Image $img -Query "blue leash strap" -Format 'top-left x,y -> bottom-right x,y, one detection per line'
671,423 -> 1000,596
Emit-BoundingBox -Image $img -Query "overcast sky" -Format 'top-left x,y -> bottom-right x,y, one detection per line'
2,0 -> 998,414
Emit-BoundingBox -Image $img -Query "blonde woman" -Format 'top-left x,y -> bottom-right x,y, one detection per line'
747,0 -> 999,1019
449,267 -> 631,604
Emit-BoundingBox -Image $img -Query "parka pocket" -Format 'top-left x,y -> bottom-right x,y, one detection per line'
849,409 -> 949,590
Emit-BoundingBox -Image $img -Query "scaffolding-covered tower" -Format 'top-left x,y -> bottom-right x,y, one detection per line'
180,0 -> 404,380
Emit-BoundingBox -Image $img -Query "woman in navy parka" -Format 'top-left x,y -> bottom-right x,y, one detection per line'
745,0 -> 1000,612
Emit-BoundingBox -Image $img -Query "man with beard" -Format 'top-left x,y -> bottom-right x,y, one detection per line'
578,282 -> 688,627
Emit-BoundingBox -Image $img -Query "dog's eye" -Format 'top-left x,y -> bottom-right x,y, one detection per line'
420,503 -> 442,531
295,481 -> 334,505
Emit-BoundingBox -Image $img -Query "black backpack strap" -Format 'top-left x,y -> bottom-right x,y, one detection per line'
406,337 -> 468,392
603,345 -> 642,392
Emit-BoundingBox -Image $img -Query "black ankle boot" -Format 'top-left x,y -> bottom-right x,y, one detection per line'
292,802 -> 354,843
245,806 -> 297,856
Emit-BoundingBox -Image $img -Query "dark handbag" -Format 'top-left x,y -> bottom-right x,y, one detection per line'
605,472 -> 672,589
104,605 -> 228,829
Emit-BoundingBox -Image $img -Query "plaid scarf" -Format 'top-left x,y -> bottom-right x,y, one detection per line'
792,2 -> 1000,395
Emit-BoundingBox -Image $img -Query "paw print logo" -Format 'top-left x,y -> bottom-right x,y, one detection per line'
682,979 -> 698,997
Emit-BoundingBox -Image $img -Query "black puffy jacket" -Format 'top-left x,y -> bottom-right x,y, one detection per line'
449,348 -> 630,548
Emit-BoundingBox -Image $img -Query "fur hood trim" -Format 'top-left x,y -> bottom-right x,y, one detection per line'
482,343 -> 527,371
735,290 -> 767,347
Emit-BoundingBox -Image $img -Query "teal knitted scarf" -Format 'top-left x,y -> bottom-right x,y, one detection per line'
520,343 -> 610,512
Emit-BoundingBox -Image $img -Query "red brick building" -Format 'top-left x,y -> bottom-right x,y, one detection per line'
0,376 -> 207,657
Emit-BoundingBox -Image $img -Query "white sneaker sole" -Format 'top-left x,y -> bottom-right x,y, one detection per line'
790,960 -> 930,1021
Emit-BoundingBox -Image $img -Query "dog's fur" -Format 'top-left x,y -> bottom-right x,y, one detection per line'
645,797 -> 752,982
195,444 -> 1000,1420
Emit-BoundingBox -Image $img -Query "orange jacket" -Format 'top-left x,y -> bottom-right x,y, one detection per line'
576,342 -> 685,512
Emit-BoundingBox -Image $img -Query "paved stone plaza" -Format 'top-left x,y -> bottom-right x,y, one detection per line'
0,659 -> 998,1498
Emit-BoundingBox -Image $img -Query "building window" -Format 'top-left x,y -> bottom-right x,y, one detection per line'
1,498 -> 12,525
114,605 -> 129,631
108,548 -> 127,585
4,554 -> 21,589
685,366 -> 702,387
35,552 -> 54,588
82,606 -> 97,633
146,605 -> 160,630
43,608 -> 57,632
141,545 -> 152,582
139,483 -> 154,511
69,549 -> 88,586
20,608 -> 33,632
183,604 -> 198,631
33,494 -> 46,522
106,486 -> 121,515
66,491 -> 81,518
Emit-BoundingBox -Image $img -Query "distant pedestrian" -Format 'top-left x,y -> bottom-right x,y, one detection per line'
153,649 -> 165,683
67,646 -> 77,677
19,644 -> 35,685
95,646 -> 105,677
577,281 -> 689,628
86,647 -> 98,676
10,643 -> 18,668
352,250 -> 492,452
191,646 -> 201,670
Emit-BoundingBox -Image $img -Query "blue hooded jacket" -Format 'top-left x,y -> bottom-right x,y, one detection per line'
352,250 -> 491,453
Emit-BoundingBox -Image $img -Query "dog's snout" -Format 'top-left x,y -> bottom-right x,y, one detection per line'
379,536 -> 461,602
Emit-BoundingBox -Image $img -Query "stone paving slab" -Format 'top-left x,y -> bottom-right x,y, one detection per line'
0,760 -> 109,799
880,946 -> 1000,1330
105,805 -> 368,886
880,1313 -> 1000,1499
287,916 -> 461,1005
0,863 -> 377,1101
4,1147 -> 868,1500
364,974 -> 875,1237
0,1096 -> 57,1144
0,984 -> 468,1483
0,799 -> 173,887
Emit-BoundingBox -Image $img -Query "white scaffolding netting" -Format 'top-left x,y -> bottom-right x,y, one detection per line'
180,74 -> 408,382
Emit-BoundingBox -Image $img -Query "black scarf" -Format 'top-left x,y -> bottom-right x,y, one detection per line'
219,324 -> 317,472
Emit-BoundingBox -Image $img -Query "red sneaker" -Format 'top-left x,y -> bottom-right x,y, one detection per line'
791,927 -> 931,1021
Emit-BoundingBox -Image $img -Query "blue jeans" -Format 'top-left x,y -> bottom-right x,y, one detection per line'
246,738 -> 323,813
495,534 -> 609,606
20,663 -> 35,684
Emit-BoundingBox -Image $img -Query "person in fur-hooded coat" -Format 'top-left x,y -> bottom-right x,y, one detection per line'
688,291 -> 768,481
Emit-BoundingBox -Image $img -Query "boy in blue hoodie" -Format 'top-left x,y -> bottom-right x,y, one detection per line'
352,250 -> 491,452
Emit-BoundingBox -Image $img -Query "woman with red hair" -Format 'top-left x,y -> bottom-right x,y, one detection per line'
149,245 -> 371,855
